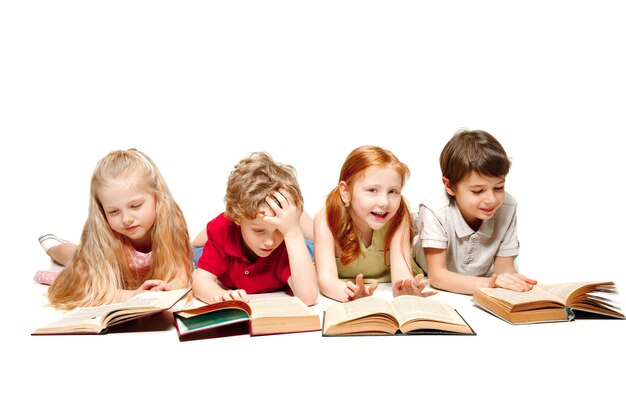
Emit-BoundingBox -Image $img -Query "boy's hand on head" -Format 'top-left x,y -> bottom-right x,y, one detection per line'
489,273 -> 537,292
345,273 -> 378,302
214,289 -> 249,303
392,274 -> 437,298
262,188 -> 302,237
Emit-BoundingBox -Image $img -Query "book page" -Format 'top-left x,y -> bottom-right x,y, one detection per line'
42,303 -> 120,329
538,282 -> 607,304
324,297 -> 394,328
477,286 -> 562,305
128,288 -> 191,309
37,288 -> 190,331
391,296 -> 465,326
248,297 -> 313,320
341,297 -> 394,321
104,288 -> 191,323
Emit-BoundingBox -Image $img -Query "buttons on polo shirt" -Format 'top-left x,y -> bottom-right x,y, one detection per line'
244,270 -> 250,275
467,235 -> 477,256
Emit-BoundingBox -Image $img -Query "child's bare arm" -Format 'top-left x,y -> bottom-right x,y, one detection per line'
191,228 -> 208,247
491,256 -> 537,291
264,189 -> 318,305
389,217 -> 437,298
192,268 -> 249,304
424,249 -> 535,294
164,266 -> 193,290
424,248 -> 491,294
299,211 -> 314,241
313,211 -> 377,302
114,280 -> 172,302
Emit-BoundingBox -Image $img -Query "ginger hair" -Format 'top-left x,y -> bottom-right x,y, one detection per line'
325,145 -> 412,266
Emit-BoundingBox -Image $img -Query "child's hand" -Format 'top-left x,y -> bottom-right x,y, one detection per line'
131,280 -> 171,297
489,273 -> 537,292
262,189 -> 302,238
345,274 -> 378,301
139,279 -> 171,292
392,274 -> 438,298
214,289 -> 249,304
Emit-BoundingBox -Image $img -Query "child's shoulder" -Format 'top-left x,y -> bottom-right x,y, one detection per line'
419,190 -> 452,212
313,208 -> 328,223
502,191 -> 517,207
207,212 -> 234,233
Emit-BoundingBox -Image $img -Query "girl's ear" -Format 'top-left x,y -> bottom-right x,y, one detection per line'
442,177 -> 456,197
338,181 -> 351,206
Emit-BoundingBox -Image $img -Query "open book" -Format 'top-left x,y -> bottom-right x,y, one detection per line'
473,281 -> 625,324
322,295 -> 475,336
32,288 -> 191,335
174,296 -> 321,340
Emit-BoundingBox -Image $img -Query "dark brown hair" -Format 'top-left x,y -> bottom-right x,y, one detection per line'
440,129 -> 510,188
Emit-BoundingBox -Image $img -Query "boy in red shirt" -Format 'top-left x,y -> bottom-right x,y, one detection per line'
191,152 -> 318,306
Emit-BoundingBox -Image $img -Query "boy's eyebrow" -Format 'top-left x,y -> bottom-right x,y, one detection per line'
468,180 -> 505,188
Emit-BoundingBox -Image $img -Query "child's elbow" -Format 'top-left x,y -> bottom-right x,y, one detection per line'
300,290 -> 318,307
426,271 -> 445,290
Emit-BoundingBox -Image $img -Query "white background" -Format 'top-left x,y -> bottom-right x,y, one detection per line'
1,1 -> 625,416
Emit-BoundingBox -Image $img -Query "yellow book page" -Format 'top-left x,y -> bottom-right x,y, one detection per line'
248,297 -> 313,320
477,286 -> 562,306
391,296 -> 465,327
324,297 -> 395,332
538,281 -> 612,304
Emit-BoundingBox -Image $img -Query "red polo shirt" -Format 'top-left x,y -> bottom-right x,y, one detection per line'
197,213 -> 292,293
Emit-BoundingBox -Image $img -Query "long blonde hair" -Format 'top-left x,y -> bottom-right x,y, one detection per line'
326,145 -> 412,266
48,149 -> 193,309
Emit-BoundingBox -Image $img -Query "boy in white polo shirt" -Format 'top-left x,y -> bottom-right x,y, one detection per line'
412,129 -> 537,295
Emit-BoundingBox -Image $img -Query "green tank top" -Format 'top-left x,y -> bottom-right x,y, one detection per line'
336,222 -> 422,283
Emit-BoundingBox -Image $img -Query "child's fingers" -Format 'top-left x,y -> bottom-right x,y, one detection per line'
276,188 -> 294,206
264,196 -> 281,215
272,190 -> 289,208
345,285 -> 356,299
355,274 -> 365,287
417,278 -> 431,291
143,279 -> 164,291
515,273 -> 537,285
230,290 -> 248,301
496,273 -> 533,292
508,274 -> 533,291
369,281 -> 378,293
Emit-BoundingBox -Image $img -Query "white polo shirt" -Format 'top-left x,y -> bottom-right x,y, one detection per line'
412,190 -> 519,277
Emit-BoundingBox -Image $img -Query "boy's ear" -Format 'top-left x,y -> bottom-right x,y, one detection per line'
338,181 -> 351,205
442,177 -> 455,197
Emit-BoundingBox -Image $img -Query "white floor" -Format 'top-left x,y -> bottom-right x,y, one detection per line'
19,258 -> 626,417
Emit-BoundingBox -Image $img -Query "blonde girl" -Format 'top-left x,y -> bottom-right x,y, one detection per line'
42,149 -> 193,309
313,145 -> 437,302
